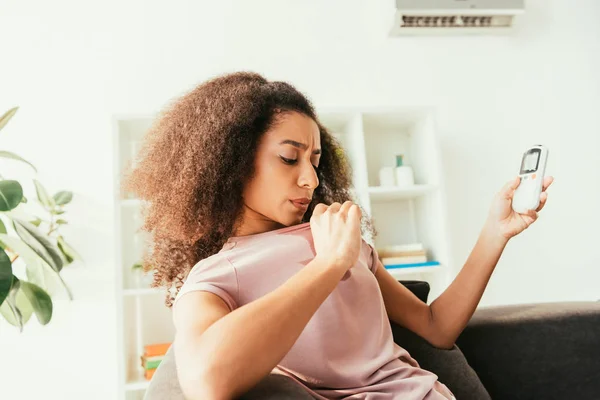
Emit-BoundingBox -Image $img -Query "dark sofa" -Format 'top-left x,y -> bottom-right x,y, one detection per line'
143,280 -> 600,400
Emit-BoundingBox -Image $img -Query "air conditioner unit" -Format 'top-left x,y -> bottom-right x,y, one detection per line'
389,0 -> 525,36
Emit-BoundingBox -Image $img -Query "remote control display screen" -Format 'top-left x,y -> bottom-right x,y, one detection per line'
520,149 -> 540,174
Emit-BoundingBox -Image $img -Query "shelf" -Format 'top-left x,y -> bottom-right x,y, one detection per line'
386,264 -> 442,278
368,184 -> 437,202
121,198 -> 143,207
123,288 -> 163,297
125,379 -> 150,392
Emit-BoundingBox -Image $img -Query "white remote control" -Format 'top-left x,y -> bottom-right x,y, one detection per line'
512,145 -> 549,214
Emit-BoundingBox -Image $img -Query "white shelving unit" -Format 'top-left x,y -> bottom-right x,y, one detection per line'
113,115 -> 175,400
318,108 -> 452,301
113,107 -> 452,400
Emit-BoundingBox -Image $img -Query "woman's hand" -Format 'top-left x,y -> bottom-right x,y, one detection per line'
486,175 -> 554,240
310,201 -> 362,272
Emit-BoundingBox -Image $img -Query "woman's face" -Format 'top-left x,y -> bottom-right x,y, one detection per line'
238,111 -> 321,235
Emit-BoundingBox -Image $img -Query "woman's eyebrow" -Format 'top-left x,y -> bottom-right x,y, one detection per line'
279,139 -> 321,155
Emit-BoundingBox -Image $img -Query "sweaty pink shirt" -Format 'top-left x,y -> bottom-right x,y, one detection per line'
174,222 -> 455,400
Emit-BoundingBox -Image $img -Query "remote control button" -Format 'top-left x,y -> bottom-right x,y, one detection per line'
531,174 -> 536,180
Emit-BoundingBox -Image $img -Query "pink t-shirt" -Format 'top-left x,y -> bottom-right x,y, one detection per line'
174,222 -> 455,400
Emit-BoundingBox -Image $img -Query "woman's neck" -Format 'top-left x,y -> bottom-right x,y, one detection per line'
232,207 -> 285,237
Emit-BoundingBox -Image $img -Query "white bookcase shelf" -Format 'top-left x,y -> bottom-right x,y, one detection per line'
113,107 -> 452,399
368,184 -> 438,202
123,288 -> 163,297
319,107 -> 451,301
386,264 -> 443,278
124,380 -> 150,392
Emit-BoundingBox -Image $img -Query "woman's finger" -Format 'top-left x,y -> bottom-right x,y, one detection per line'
536,192 -> 548,212
312,203 -> 328,217
542,176 -> 554,192
348,204 -> 362,230
327,202 -> 342,214
527,209 -> 538,222
338,201 -> 354,216
502,176 -> 521,199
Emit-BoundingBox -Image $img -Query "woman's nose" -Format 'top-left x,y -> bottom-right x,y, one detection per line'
298,162 -> 319,189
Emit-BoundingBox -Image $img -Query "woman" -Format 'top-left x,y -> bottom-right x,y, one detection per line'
122,71 -> 553,400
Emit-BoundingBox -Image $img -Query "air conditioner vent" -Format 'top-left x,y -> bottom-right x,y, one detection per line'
389,0 -> 525,36
400,15 -> 514,28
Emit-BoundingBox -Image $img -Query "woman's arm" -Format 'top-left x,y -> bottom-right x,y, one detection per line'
173,257 -> 347,400
428,220 -> 508,348
378,176 -> 553,349
377,221 -> 508,349
430,176 -> 553,347
174,201 -> 363,400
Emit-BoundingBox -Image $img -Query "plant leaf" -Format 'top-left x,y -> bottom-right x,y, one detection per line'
0,249 -> 12,306
0,218 -> 6,234
21,195 -> 27,203
0,233 -> 41,266
26,256 -> 62,296
0,233 -> 70,299
0,295 -> 21,328
0,180 -> 24,211
12,219 -> 63,272
51,209 -> 65,215
20,281 -> 52,325
0,277 -> 33,330
53,191 -> 72,206
33,179 -> 55,209
131,262 -> 143,270
56,219 -> 68,225
0,150 -> 37,172
0,234 -> 53,293
0,107 -> 18,131
57,235 -> 82,263
30,217 -> 42,227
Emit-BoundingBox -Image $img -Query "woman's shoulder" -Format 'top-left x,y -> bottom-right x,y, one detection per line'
225,222 -> 311,246
188,250 -> 234,278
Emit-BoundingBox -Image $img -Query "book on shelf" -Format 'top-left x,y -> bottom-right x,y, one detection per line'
378,243 -> 431,267
381,255 -> 428,265
141,354 -> 164,370
377,243 -> 424,255
140,342 -> 172,380
384,261 -> 440,269
143,342 -> 171,358
145,368 -> 156,380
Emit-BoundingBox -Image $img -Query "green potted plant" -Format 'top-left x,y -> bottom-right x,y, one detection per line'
131,261 -> 155,288
0,106 -> 82,331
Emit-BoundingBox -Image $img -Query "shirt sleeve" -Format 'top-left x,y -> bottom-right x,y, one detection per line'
173,255 -> 239,311
363,240 -> 381,275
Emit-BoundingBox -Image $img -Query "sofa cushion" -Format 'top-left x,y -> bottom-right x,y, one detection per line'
399,280 -> 430,303
456,301 -> 600,400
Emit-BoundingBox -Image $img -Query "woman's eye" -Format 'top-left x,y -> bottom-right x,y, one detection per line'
280,156 -> 318,171
280,156 -> 297,165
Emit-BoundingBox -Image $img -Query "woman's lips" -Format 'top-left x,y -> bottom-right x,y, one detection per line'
290,200 -> 310,211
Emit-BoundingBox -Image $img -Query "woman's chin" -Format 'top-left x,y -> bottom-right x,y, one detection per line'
281,212 -> 305,226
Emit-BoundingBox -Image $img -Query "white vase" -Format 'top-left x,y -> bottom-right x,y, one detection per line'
395,166 -> 415,187
395,155 -> 415,187
379,167 -> 396,186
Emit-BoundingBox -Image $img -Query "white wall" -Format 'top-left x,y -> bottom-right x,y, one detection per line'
1,0 -> 599,399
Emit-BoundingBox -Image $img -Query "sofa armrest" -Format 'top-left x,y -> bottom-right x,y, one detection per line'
144,346 -> 314,400
456,301 -> 600,400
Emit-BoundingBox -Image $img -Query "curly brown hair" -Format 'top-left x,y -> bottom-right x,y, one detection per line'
121,71 -> 374,306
